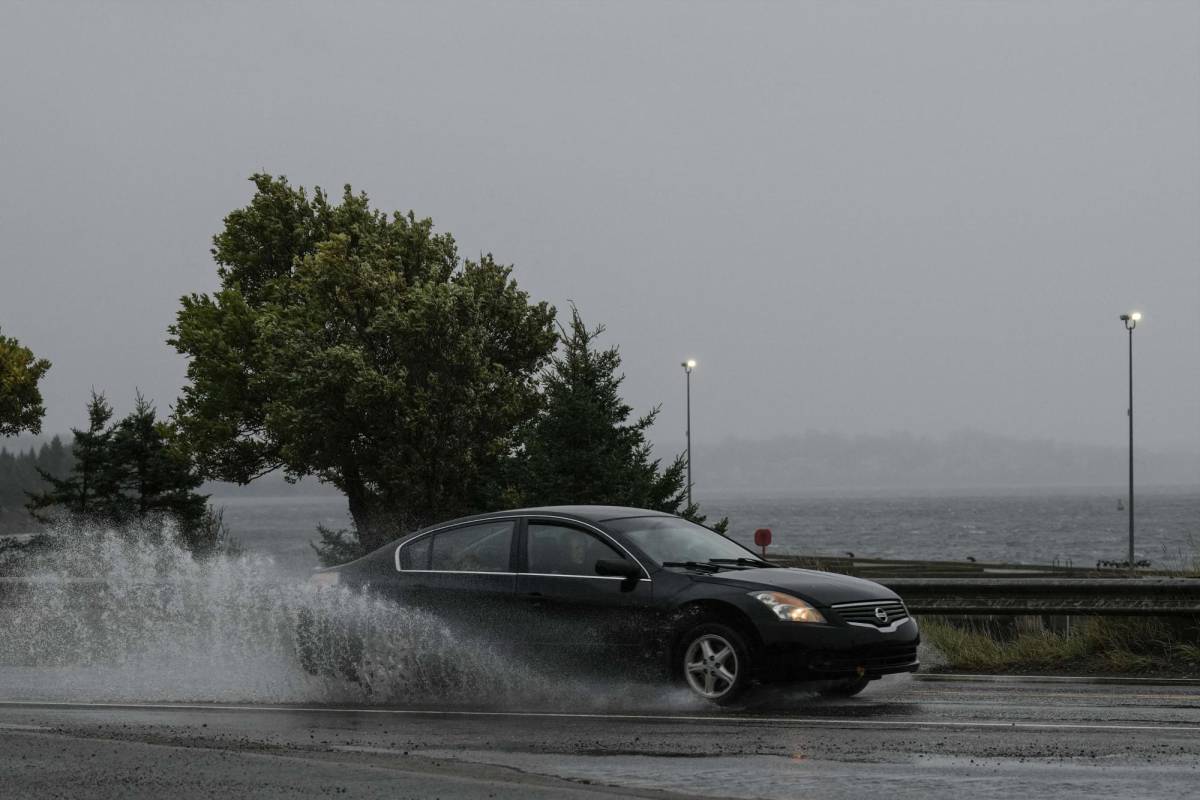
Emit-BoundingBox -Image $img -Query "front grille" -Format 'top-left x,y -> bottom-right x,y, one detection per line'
831,599 -> 909,628
807,643 -> 919,673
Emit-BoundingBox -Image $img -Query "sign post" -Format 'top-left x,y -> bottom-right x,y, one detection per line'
753,528 -> 772,558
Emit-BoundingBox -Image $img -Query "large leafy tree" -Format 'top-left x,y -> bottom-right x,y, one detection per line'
513,307 -> 726,531
0,327 -> 52,437
170,175 -> 557,559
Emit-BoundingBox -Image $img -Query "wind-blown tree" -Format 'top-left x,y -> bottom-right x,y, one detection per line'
169,175 -> 557,562
0,327 -> 52,436
512,307 -> 727,532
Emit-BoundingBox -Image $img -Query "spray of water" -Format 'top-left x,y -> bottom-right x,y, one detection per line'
0,523 -> 700,710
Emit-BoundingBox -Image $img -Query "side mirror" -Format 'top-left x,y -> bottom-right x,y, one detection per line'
595,559 -> 641,579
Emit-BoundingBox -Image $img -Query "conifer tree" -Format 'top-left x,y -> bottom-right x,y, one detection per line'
0,439 -> 70,521
109,393 -> 207,528
514,307 -> 726,531
27,393 -> 214,550
41,436 -> 71,478
29,392 -> 118,519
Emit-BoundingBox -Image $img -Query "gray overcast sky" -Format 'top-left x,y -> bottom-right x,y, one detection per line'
2,1 -> 1197,452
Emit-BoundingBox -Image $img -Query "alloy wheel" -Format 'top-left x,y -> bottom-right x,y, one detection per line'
683,633 -> 739,699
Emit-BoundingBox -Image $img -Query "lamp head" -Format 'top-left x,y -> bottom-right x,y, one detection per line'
1121,311 -> 1142,330
682,359 -> 697,372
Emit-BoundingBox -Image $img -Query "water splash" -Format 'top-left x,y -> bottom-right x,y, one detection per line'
0,523 -> 699,710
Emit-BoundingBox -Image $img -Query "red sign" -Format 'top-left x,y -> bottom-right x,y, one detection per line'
754,528 -> 772,548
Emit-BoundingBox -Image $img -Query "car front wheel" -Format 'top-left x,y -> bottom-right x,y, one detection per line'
679,623 -> 752,705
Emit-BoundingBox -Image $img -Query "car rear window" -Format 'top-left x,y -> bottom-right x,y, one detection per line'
398,535 -> 432,570
428,520 -> 514,573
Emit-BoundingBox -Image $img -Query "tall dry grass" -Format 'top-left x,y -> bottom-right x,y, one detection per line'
921,615 -> 1200,675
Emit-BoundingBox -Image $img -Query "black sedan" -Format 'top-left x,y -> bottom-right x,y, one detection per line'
308,505 -> 919,704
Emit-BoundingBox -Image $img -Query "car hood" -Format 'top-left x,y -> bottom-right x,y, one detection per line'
697,567 -> 900,607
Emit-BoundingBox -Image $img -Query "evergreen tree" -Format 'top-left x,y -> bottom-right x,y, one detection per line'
109,393 -> 207,528
513,307 -> 726,531
41,435 -> 72,478
0,448 -> 17,515
0,438 -> 71,524
27,393 -> 214,551
28,392 -> 118,520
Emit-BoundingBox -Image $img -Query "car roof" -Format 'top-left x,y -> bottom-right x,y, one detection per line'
510,505 -> 677,523
413,505 -> 676,533
367,506 -> 689,561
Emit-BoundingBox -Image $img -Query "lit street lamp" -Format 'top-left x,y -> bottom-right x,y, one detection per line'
681,359 -> 696,508
1119,311 -> 1141,573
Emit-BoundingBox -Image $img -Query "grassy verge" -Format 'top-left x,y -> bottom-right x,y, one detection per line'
921,615 -> 1200,677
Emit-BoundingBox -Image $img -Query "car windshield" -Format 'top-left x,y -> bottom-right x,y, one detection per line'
608,516 -> 759,566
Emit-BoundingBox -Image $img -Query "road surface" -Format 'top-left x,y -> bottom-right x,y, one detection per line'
1,675 -> 1197,799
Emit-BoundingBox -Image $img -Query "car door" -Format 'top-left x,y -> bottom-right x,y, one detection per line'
393,518 -> 519,641
516,518 -> 655,662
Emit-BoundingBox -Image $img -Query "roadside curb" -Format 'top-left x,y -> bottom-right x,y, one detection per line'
914,673 -> 1200,687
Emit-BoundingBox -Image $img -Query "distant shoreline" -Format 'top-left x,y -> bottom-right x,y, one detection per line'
202,483 -> 1200,503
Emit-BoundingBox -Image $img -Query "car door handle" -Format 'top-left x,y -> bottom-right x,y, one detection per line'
524,592 -> 545,606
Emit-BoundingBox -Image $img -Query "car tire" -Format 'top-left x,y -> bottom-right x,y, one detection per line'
677,622 -> 753,705
819,674 -> 872,697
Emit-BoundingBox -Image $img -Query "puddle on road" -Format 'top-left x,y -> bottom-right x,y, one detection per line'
414,747 -> 1199,800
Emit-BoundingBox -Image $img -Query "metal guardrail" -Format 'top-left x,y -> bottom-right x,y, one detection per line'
3,575 -> 1199,616
765,554 -> 1200,616
770,553 -> 1171,579
881,578 -> 1200,617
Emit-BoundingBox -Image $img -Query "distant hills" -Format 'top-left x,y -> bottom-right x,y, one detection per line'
6,430 -> 1197,504
661,430 -> 1200,493
203,473 -> 341,498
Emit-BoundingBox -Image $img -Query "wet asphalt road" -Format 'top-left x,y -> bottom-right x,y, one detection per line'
1,675 -> 1198,799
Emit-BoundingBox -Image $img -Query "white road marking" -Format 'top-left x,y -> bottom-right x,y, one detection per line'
913,673 -> 1200,686
0,723 -> 50,731
0,699 -> 1197,734
333,745 -> 407,755
906,689 -> 1200,703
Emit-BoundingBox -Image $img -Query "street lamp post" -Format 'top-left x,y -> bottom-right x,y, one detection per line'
682,359 -> 696,508
1119,311 -> 1141,573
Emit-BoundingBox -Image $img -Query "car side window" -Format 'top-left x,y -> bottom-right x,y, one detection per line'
429,521 -> 514,573
527,523 -> 627,577
398,535 -> 432,570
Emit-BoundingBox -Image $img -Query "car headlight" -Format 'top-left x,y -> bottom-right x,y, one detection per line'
750,591 -> 826,623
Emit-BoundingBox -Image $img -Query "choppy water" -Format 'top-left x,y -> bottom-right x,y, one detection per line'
217,487 -> 1200,574
703,486 -> 1200,568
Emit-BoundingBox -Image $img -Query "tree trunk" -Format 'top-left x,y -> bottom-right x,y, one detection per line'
343,485 -> 382,553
